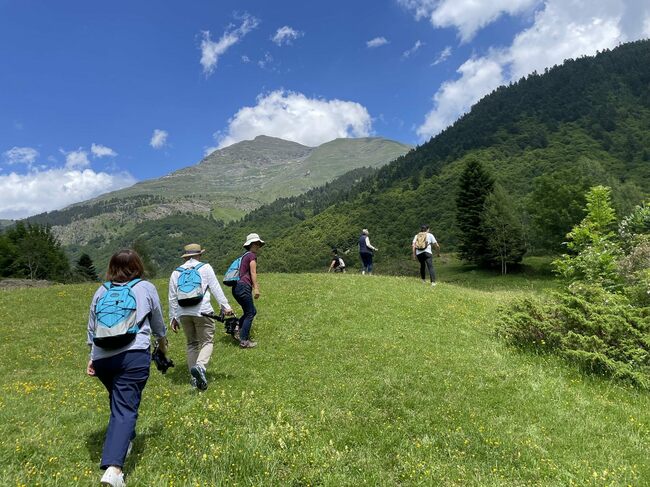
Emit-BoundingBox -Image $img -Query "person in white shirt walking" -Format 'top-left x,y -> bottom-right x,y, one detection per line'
168,243 -> 233,390
412,225 -> 441,286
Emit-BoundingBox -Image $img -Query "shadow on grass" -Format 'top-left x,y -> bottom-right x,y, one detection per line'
86,422 -> 163,472
162,347 -> 238,386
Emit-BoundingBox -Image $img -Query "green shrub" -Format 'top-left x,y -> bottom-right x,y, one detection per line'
498,284 -> 650,388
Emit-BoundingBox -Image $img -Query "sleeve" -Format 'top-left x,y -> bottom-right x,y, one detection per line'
205,264 -> 231,310
412,235 -> 417,245
365,236 -> 376,250
86,288 -> 101,346
430,233 -> 437,244
147,283 -> 166,338
168,271 -> 179,321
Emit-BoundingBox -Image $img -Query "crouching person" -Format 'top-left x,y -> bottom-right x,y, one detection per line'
86,249 -> 168,487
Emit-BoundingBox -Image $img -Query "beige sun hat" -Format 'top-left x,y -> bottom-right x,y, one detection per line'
243,233 -> 265,248
181,243 -> 206,258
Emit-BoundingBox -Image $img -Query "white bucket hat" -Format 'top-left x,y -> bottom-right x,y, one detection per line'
243,233 -> 265,248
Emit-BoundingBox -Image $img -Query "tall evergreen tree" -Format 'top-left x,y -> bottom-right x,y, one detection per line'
76,253 -> 98,281
482,185 -> 527,274
456,158 -> 494,265
5,222 -> 70,281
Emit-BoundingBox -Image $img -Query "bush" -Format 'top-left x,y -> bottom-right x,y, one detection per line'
498,284 -> 650,388
498,188 -> 650,388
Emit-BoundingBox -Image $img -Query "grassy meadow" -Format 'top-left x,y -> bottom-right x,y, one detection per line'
0,263 -> 648,486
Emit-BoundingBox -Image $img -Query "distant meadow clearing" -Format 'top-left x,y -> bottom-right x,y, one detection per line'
1,268 -> 648,486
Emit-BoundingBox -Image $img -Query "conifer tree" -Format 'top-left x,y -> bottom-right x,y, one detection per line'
76,253 -> 98,281
482,185 -> 527,274
456,158 -> 494,265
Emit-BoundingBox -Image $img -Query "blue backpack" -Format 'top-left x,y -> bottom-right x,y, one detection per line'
93,279 -> 142,350
223,252 -> 249,287
176,263 -> 205,307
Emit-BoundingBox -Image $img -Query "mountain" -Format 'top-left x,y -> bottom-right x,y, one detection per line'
203,40 -> 650,273
25,136 -> 410,251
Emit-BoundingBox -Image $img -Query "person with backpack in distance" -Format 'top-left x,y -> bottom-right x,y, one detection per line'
358,228 -> 378,275
224,233 -> 265,349
328,248 -> 346,273
412,224 -> 441,286
168,243 -> 233,391
86,249 -> 168,487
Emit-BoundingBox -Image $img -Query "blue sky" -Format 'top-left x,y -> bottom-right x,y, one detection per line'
1,0 -> 649,219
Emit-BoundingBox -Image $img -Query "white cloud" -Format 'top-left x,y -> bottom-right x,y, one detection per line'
415,0 -> 650,141
63,149 -> 91,169
0,168 -> 136,219
399,0 -> 540,42
3,147 -> 39,166
199,14 -> 259,76
417,56 -> 506,139
258,52 -> 274,69
432,45 -> 452,65
367,37 -> 389,48
150,129 -> 168,149
241,55 -> 251,63
91,143 -> 117,158
272,26 -> 303,46
403,40 -> 425,58
215,90 -> 372,148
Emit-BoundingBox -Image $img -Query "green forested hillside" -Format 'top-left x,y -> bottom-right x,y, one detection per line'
208,40 -> 650,272
24,137 -> 409,252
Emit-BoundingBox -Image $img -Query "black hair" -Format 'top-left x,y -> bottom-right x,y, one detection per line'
420,224 -> 429,232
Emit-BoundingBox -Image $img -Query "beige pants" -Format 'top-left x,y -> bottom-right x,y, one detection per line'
179,315 -> 215,371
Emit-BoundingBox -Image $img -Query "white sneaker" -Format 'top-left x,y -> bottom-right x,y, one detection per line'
431,282 -> 437,287
101,466 -> 125,487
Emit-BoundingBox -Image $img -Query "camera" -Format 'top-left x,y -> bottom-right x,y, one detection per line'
152,343 -> 174,374
202,310 -> 240,337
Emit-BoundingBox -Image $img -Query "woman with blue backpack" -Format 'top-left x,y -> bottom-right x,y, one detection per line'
86,249 -> 168,487
226,233 -> 265,349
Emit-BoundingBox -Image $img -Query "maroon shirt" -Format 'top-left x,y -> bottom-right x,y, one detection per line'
238,252 -> 257,286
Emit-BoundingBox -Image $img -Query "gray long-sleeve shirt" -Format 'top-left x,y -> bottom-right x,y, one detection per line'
87,280 -> 166,361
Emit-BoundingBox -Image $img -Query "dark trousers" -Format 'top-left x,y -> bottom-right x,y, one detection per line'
93,349 -> 150,469
360,252 -> 373,273
233,282 -> 257,341
417,252 -> 436,282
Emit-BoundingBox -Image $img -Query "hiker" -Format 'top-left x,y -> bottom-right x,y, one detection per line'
328,248 -> 346,273
168,243 -> 233,391
412,224 -> 440,286
231,233 -> 265,349
358,228 -> 378,275
86,249 -> 168,487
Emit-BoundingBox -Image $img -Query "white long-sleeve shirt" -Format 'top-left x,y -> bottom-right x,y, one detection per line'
168,258 -> 231,320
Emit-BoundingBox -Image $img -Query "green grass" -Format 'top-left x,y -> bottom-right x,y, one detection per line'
0,271 -> 647,486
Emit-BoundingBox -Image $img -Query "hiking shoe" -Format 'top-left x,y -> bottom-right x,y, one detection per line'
431,282 -> 437,287
101,466 -> 125,487
233,330 -> 240,341
190,377 -> 197,389
190,365 -> 208,391
239,340 -> 257,349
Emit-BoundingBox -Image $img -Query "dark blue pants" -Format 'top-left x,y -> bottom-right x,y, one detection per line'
417,252 -> 436,282
93,349 -> 150,469
233,282 -> 256,341
360,252 -> 373,273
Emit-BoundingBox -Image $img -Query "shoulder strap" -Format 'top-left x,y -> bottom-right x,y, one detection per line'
194,262 -> 205,270
126,278 -> 143,289
102,281 -> 111,290
175,266 -> 185,273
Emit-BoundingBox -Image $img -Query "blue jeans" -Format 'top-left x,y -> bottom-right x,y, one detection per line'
93,349 -> 150,469
233,282 -> 256,341
360,252 -> 373,273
